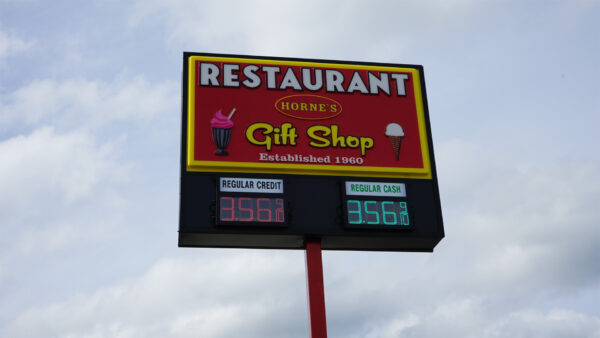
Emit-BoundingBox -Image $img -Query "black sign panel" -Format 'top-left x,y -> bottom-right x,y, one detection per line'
179,174 -> 443,251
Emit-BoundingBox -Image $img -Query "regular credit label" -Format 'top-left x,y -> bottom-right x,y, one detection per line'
345,181 -> 406,197
219,177 -> 284,194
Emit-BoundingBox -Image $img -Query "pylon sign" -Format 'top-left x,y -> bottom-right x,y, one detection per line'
179,53 -> 444,251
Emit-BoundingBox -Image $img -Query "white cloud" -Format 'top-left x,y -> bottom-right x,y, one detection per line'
487,308 -> 600,338
13,217 -> 119,256
377,301 -> 600,338
0,71 -> 180,312
4,252 -> 309,338
434,139 -> 600,292
0,76 -> 178,134
362,313 -> 421,338
129,0 -> 481,60
0,27 -> 33,61
4,246 -> 600,338
0,72 -> 181,290
0,127 -> 128,209
0,127 -> 130,271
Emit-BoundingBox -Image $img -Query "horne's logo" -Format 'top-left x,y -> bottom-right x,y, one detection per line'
275,95 -> 342,120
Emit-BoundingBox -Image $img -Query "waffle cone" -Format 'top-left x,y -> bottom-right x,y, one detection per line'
389,136 -> 403,160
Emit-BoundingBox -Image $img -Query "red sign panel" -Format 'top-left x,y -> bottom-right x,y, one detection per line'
186,55 -> 432,178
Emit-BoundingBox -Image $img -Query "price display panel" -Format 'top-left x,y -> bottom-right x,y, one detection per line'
345,199 -> 411,229
215,177 -> 287,226
217,196 -> 286,225
342,181 -> 412,230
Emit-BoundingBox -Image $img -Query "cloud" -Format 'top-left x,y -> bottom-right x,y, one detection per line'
0,70 -> 180,318
0,126 -> 130,278
0,72 -> 180,296
13,217 -> 119,256
0,76 -> 177,135
3,252 -> 309,338
4,245 -> 600,338
128,0 -> 482,60
487,308 -> 600,338
359,301 -> 600,338
0,27 -> 33,61
0,126 -> 134,319
0,127 -> 128,210
436,139 -> 600,291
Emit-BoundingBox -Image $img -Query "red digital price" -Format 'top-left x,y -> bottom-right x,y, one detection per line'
219,197 -> 285,223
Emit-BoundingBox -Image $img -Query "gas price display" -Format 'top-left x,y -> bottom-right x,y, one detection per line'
345,199 -> 410,228
218,196 -> 285,224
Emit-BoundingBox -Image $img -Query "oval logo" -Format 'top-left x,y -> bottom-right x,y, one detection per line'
275,95 -> 342,120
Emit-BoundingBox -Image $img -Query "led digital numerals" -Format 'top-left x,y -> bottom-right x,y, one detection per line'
346,200 -> 409,226
219,197 -> 285,223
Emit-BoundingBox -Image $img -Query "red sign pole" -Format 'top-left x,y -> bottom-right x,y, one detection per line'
305,240 -> 328,338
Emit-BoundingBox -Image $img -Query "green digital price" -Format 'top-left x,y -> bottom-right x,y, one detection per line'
346,200 -> 410,227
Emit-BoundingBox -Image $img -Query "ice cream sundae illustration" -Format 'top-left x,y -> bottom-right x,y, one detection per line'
210,108 -> 235,155
385,123 -> 404,160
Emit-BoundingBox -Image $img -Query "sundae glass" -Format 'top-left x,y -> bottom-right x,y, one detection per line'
210,109 -> 235,155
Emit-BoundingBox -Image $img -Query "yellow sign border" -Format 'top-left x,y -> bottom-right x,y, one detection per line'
186,55 -> 432,179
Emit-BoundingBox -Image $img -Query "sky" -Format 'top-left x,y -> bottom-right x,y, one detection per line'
1,0 -> 600,337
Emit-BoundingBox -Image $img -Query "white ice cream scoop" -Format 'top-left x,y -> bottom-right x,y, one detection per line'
385,123 -> 404,137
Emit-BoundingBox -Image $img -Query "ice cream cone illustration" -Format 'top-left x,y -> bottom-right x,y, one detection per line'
385,123 -> 404,160
210,108 -> 235,155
